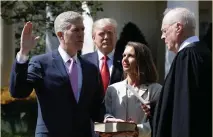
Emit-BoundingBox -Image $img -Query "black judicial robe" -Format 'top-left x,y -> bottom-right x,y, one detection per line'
152,41 -> 212,137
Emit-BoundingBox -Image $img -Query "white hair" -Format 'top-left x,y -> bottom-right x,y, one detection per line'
54,11 -> 83,35
92,18 -> 117,35
163,8 -> 172,16
163,7 -> 196,32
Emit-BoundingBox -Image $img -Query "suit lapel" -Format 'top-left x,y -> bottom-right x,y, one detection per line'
52,50 -> 77,104
78,57 -> 87,104
52,50 -> 70,83
93,52 -> 99,68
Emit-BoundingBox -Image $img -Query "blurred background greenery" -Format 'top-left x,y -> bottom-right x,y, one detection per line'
1,1 -> 103,58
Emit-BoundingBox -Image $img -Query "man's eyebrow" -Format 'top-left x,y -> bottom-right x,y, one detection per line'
161,27 -> 166,31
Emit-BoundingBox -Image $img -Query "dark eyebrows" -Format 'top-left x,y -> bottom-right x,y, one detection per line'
123,53 -> 135,57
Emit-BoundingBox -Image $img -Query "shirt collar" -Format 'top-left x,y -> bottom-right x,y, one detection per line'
97,49 -> 114,61
58,46 -> 78,64
178,36 -> 199,52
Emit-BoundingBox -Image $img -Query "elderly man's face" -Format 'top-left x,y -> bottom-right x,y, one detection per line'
161,22 -> 178,52
93,25 -> 117,55
63,20 -> 85,51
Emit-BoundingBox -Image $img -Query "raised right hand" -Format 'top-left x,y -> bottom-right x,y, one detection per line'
20,21 -> 40,55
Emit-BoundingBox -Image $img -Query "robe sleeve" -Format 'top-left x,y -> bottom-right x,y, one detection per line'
171,47 -> 212,137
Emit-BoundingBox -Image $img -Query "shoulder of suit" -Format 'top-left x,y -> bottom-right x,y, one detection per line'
147,83 -> 162,91
80,58 -> 100,74
107,80 -> 125,94
30,51 -> 53,62
81,52 -> 96,59
80,57 -> 96,65
109,80 -> 126,88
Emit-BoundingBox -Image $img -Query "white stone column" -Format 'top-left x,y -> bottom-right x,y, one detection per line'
0,18 -> 15,87
164,1 -> 199,77
81,1 -> 95,55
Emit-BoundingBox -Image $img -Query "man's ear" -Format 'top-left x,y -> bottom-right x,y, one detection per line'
176,22 -> 183,34
57,32 -> 63,40
92,33 -> 95,41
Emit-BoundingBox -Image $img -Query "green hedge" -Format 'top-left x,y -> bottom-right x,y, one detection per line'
1,100 -> 37,137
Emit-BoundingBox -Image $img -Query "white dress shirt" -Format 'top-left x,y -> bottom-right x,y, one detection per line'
16,46 -> 83,101
97,49 -> 114,76
178,36 -> 199,52
16,52 -> 29,64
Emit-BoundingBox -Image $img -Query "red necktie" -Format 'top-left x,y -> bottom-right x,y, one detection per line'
101,56 -> 110,93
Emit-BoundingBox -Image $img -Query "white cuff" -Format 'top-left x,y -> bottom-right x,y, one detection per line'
16,52 -> 29,64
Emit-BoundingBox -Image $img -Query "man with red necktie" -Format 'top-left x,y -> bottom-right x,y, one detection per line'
82,18 -> 123,93
82,18 -> 123,137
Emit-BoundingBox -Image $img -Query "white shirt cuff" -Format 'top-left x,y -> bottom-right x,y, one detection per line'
16,52 -> 29,64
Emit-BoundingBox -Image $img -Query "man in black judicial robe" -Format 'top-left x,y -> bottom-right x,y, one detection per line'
152,7 -> 212,137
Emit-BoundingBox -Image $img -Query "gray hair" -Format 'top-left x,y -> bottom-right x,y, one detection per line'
163,8 -> 172,16
54,11 -> 83,35
92,18 -> 117,35
163,7 -> 196,32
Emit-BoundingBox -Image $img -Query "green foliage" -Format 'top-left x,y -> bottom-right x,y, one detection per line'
87,1 -> 103,18
1,130 -> 33,137
1,101 -> 37,137
1,130 -> 34,137
1,1 -> 103,57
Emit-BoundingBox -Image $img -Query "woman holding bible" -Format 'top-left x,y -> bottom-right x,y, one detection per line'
104,42 -> 162,137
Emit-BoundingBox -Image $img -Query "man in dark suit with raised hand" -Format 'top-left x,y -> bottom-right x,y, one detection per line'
82,18 -> 123,93
10,11 -> 105,137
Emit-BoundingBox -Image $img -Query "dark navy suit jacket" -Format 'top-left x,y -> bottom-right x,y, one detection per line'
10,50 -> 105,137
82,51 -> 123,86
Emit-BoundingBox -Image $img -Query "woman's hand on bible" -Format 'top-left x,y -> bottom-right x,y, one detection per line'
127,117 -> 135,123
